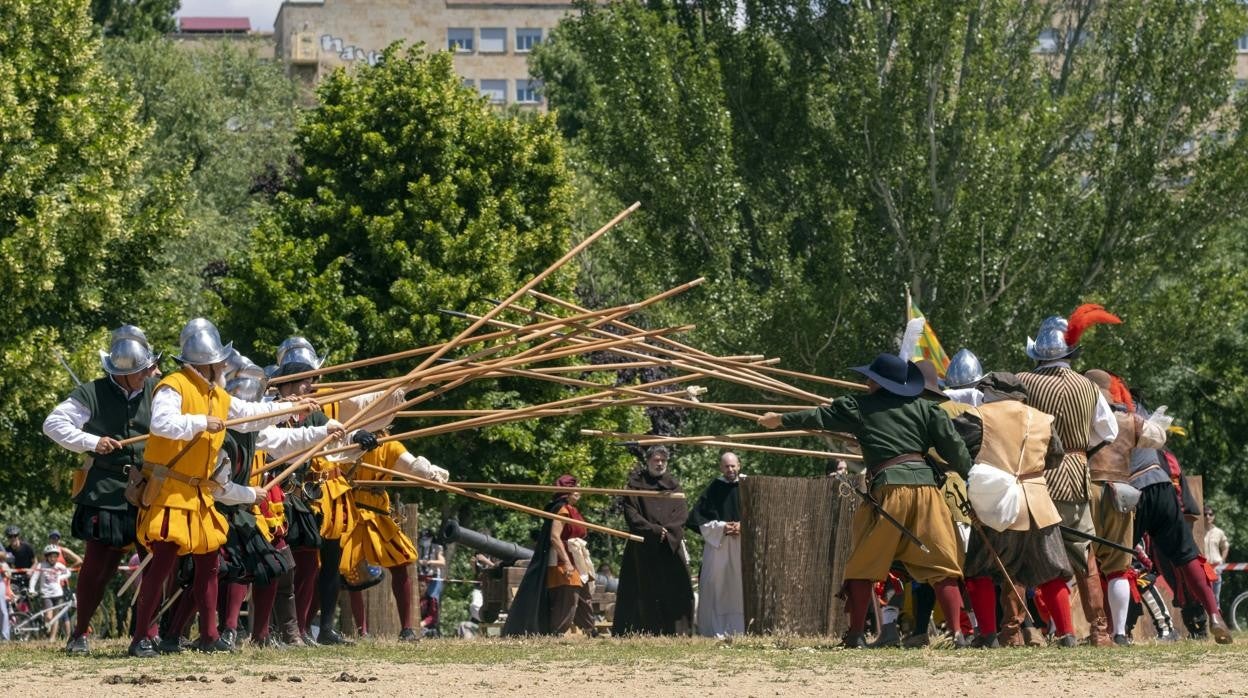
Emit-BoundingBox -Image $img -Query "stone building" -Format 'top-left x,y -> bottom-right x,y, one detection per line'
274,0 -> 576,107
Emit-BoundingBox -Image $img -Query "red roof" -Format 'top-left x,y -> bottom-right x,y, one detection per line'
178,17 -> 251,33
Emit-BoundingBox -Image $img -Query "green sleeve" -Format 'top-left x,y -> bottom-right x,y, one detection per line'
929,405 -> 972,478
779,396 -> 861,433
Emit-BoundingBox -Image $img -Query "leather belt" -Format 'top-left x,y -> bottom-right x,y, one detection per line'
142,462 -> 222,493
868,452 -> 924,478
310,467 -> 344,483
356,502 -> 390,516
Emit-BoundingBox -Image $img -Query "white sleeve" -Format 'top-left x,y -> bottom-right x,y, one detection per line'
227,397 -> 293,433
1136,416 -> 1168,450
699,520 -> 727,549
397,451 -> 449,483
150,387 -> 206,440
255,424 -> 332,459
1089,392 -> 1119,447
42,398 -> 100,453
341,389 -> 406,432
212,454 -> 256,506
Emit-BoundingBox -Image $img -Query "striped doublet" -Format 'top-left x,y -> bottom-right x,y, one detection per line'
1016,367 -> 1099,503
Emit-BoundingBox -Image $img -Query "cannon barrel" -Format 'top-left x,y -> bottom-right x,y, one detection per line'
438,519 -> 533,565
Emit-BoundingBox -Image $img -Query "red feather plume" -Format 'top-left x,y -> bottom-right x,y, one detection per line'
1065,303 -> 1121,346
1107,372 -> 1135,413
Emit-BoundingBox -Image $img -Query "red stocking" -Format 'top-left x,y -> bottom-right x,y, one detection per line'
964,576 -> 997,636
1037,578 -> 1074,637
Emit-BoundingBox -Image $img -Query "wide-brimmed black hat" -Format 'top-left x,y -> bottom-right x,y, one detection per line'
850,353 -> 925,397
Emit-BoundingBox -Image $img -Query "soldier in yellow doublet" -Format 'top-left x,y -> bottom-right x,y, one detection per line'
341,441 -> 449,641
127,319 -> 317,658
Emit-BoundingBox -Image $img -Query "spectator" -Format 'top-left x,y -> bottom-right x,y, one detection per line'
419,586 -> 440,638
418,529 -> 446,600
1,552 -> 13,641
47,531 -> 82,569
5,526 -> 34,592
28,545 -> 71,641
1204,507 -> 1231,606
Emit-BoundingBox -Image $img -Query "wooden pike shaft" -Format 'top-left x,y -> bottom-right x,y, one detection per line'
527,289 -> 862,394
355,463 -> 643,541
310,369 -> 711,460
503,302 -> 831,404
263,203 -> 640,492
260,326 -> 687,476
617,435 -> 863,461
581,429 -> 829,444
352,479 -> 685,499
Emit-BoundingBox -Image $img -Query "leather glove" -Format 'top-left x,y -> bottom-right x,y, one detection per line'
351,429 -> 380,452
413,455 -> 449,484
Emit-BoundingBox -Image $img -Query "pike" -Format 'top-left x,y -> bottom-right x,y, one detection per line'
949,486 -> 1035,625
1059,524 -> 1135,554
832,473 -> 931,554
261,202 -> 641,493
54,348 -> 83,387
352,480 -> 686,499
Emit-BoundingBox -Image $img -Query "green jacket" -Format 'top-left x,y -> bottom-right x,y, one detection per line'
781,390 -> 971,488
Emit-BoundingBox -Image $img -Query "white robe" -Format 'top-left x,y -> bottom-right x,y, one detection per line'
697,520 -> 744,637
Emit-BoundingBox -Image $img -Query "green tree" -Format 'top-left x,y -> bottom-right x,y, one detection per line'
102,39 -> 300,318
218,44 -> 645,512
533,0 -> 1248,487
91,0 -> 179,39
0,0 -> 187,499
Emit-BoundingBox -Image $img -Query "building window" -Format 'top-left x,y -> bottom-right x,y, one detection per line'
462,78 -> 475,89
448,28 -> 474,53
1238,33 -> 1248,53
480,79 -> 507,104
515,28 -> 543,53
1035,28 -> 1059,54
516,79 -> 541,104
480,28 -> 506,53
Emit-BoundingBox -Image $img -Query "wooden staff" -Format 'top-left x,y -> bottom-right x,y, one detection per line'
117,554 -> 151,596
355,462 -> 643,541
260,325 -> 689,476
497,302 -> 832,404
263,202 -> 641,492
308,368 -> 714,461
526,289 -> 868,397
352,480 -> 686,499
580,429 -> 838,444
612,435 -> 863,461
456,308 -> 811,412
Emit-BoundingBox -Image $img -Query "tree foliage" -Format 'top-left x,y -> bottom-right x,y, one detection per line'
534,0 -> 1248,538
102,38 -> 300,318
0,0 -> 188,498
218,44 -> 646,513
90,0 -> 179,39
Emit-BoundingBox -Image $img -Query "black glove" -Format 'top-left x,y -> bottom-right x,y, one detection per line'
351,429 -> 380,452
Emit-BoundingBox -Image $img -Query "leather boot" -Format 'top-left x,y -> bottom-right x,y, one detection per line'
275,593 -> 301,645
997,582 -> 1026,648
1076,548 -> 1111,647
868,622 -> 901,648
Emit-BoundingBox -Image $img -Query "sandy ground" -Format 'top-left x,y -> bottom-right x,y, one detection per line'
5,638 -> 1247,697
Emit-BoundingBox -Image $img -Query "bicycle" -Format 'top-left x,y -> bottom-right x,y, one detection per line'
10,592 -> 75,642
1231,590 -> 1248,632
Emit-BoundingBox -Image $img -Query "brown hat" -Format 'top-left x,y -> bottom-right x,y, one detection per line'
914,360 -> 947,402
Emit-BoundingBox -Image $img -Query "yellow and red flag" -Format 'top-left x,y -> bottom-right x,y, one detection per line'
905,297 -> 950,377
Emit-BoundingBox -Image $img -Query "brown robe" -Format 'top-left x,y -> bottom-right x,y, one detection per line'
612,468 -> 693,636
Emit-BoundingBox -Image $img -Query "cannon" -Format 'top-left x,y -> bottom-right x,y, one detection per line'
438,518 -> 533,565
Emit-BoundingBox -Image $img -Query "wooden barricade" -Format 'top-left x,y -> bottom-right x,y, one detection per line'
740,475 -> 859,636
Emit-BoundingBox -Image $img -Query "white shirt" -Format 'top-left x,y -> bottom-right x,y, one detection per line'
42,377 -> 145,453
255,423 -> 335,460
149,385 -> 289,441
28,561 -> 69,598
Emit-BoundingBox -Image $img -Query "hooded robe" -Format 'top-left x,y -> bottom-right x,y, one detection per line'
612,468 -> 694,636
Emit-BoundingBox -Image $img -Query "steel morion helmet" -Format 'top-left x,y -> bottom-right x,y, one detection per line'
225,353 -> 268,402
175,317 -> 233,365
99,324 -> 159,376
276,336 -> 325,370
945,349 -> 985,389
1025,316 -> 1073,362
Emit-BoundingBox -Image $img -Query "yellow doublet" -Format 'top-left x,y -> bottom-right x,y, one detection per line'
310,392 -> 357,540
138,368 -> 231,555
341,442 -> 418,571
249,451 -> 283,542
